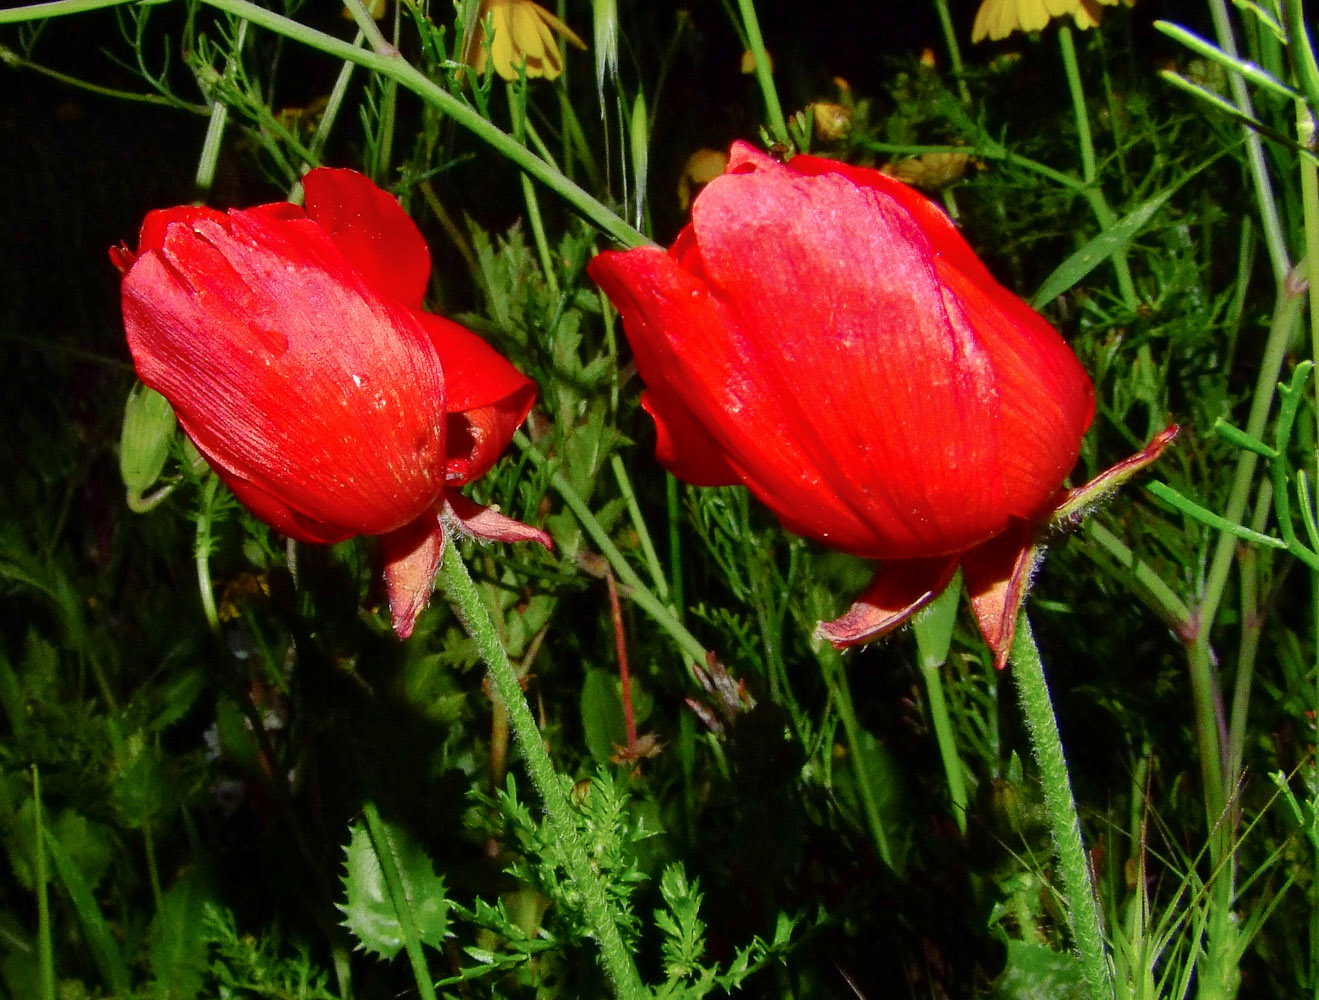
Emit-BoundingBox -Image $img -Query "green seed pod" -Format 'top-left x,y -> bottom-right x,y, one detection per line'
120,382 -> 176,511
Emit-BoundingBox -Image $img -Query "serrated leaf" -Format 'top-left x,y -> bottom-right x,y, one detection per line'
990,940 -> 1085,1000
148,870 -> 212,1000
339,818 -> 449,960
45,822 -> 129,995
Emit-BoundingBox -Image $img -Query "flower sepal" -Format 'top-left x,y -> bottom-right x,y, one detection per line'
820,425 -> 1179,669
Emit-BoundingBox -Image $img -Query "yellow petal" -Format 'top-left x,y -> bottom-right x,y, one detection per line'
1072,0 -> 1105,27
527,10 -> 565,78
1017,0 -> 1053,33
490,8 -> 517,78
971,0 -> 996,42
530,2 -> 586,49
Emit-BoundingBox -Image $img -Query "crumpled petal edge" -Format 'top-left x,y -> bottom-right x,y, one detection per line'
816,556 -> 960,648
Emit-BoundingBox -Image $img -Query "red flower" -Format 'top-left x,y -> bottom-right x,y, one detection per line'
590,142 -> 1171,667
113,168 -> 548,637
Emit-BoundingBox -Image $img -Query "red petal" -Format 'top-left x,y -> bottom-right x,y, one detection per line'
938,266 -> 1094,520
442,494 -> 553,549
588,245 -> 761,489
136,205 -> 230,255
419,313 -> 531,412
303,168 -> 432,310
962,521 -> 1041,670
782,145 -> 1094,523
640,390 -> 741,487
207,459 -> 350,544
691,153 -> 1009,558
783,147 -> 1095,519
417,314 -> 536,483
776,145 -> 1000,291
381,510 -> 446,638
816,556 -> 960,647
123,209 -> 448,539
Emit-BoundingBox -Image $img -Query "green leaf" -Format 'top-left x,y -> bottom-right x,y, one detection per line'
579,668 -> 651,764
109,729 -> 168,829
43,823 -> 128,995
147,871 -> 212,1000
1032,188 -> 1176,307
990,940 -> 1085,1000
120,382 -> 178,512
339,818 -> 449,960
912,569 -> 961,670
832,728 -> 908,870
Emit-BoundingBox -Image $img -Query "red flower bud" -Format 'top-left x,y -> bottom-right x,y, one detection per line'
589,142 -> 1116,665
115,168 -> 548,637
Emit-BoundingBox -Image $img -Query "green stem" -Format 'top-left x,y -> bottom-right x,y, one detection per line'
33,766 -> 54,1000
921,664 -> 967,834
304,30 -> 363,169
611,455 -> 669,602
438,543 -> 647,1000
183,0 -> 650,248
516,432 -> 709,668
507,85 -> 561,297
142,824 -> 164,912
1299,107 -> 1319,446
1189,273 -> 1307,845
1057,25 -> 1139,310
195,475 -> 221,635
820,652 -> 894,869
361,802 -> 436,1000
734,0 -> 788,143
666,474 -> 684,619
1010,616 -> 1115,1000
1207,0 -> 1291,285
1313,578 -> 1319,1000
0,0 -> 151,23
1081,521 -> 1194,639
930,0 -> 971,103
1058,26 -> 1096,184
913,572 -> 967,833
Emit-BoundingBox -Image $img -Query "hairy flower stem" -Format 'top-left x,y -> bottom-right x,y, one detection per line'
438,543 -> 648,1000
1010,616 -> 1115,1000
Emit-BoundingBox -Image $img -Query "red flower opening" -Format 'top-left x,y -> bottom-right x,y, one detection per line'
114,168 -> 548,637
590,142 -> 1169,666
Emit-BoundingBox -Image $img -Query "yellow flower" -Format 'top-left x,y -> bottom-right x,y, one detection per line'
677,149 -> 729,212
740,49 -> 773,75
464,0 -> 587,81
971,0 -> 1130,42
880,151 -> 977,191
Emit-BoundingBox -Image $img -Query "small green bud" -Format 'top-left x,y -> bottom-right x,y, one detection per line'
120,382 -> 177,512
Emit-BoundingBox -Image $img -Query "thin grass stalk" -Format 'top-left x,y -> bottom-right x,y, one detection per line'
733,0 -> 787,143
1057,24 -> 1139,309
1206,0 -> 1290,285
